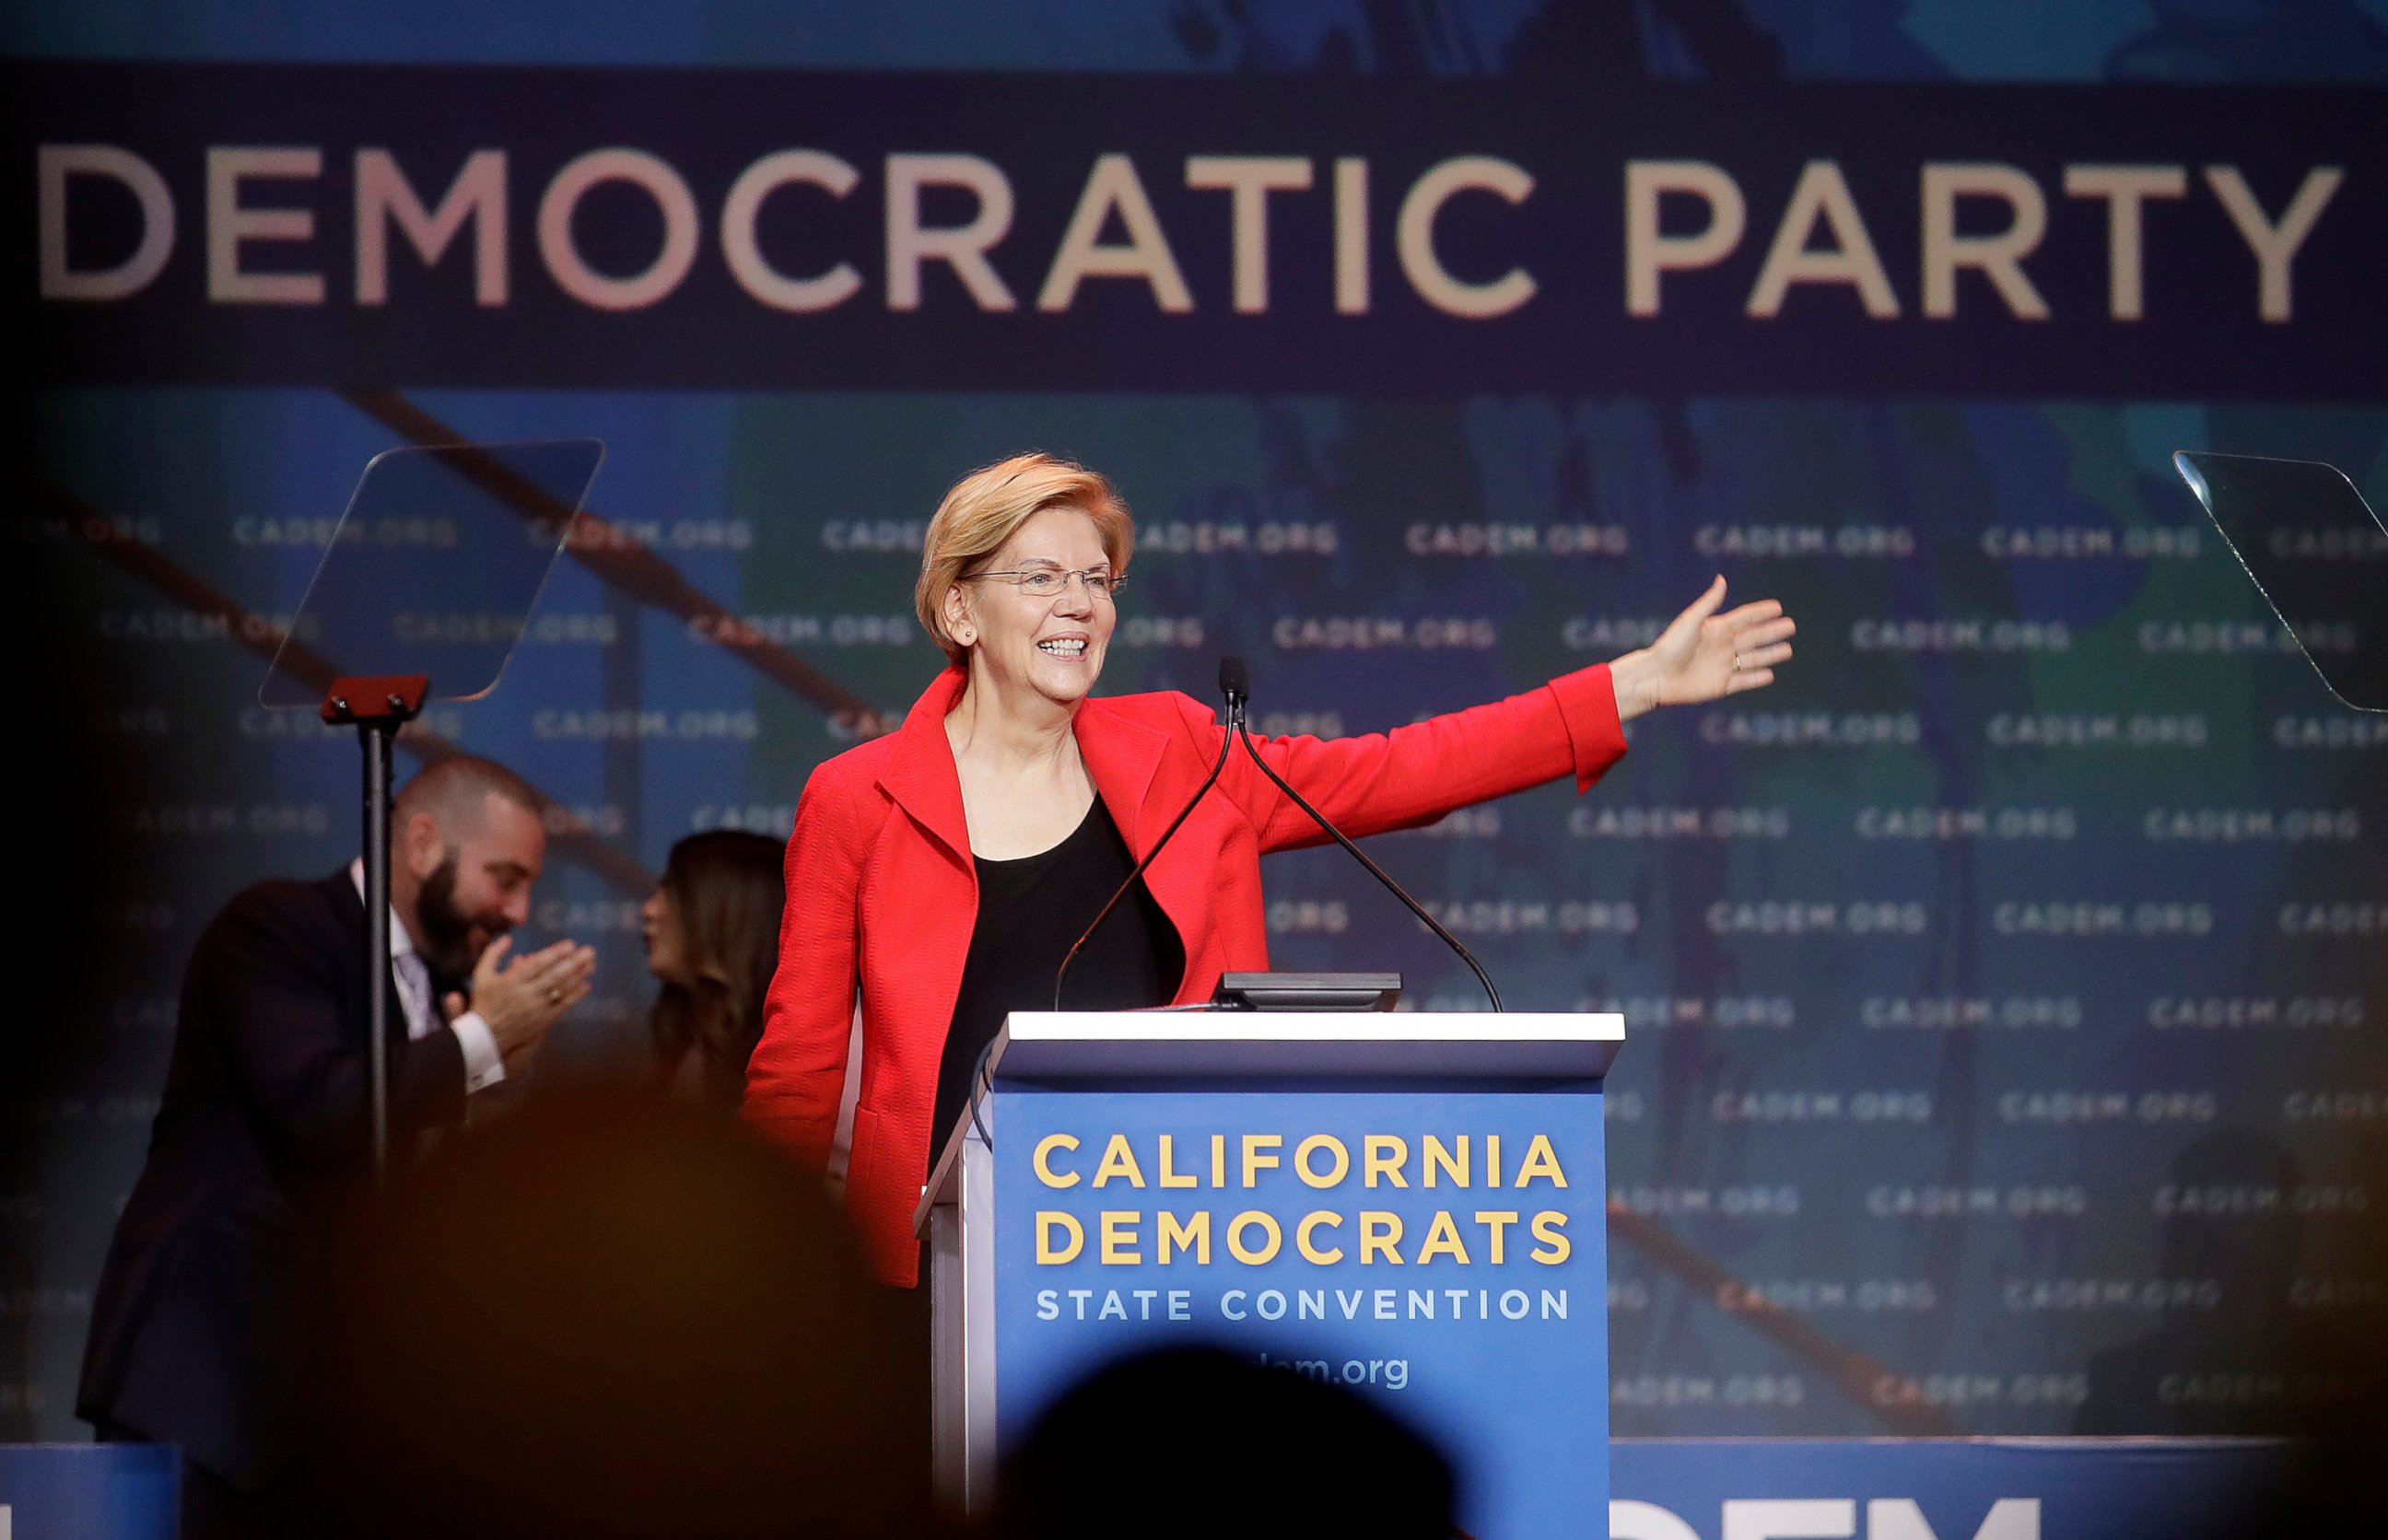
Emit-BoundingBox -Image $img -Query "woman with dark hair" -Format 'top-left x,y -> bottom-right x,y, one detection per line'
643,831 -> 787,1108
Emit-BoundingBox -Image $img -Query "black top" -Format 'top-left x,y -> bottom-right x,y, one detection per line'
931,799 -> 1185,1152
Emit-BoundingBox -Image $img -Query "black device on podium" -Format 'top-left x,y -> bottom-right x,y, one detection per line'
260,438 -> 603,1179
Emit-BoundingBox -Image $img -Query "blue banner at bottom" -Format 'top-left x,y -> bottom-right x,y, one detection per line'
0,1436 -> 2288,1538
1611,1440 -> 2283,1540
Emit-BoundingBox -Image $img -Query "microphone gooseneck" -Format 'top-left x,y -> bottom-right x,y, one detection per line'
1049,674 -> 1239,1013
969,668 -> 1243,1154
1228,673 -> 1504,1013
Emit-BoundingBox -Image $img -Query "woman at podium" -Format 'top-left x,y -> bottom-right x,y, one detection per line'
743,452 -> 1795,1285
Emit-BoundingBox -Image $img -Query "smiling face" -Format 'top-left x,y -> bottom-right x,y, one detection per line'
946,505 -> 1118,708
399,790 -> 544,984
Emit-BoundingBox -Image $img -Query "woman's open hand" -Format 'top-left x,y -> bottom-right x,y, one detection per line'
1609,576 -> 1796,722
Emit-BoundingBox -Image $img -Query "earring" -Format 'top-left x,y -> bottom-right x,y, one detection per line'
954,628 -> 975,646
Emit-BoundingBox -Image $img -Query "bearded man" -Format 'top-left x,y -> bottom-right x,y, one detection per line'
78,754 -> 596,1538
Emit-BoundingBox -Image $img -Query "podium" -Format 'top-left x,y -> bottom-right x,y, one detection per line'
915,1009 -> 1622,1537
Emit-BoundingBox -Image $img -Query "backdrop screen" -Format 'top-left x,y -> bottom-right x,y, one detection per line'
7,0 -> 2387,1441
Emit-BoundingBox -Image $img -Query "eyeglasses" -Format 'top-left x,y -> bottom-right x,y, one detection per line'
963,565 -> 1126,602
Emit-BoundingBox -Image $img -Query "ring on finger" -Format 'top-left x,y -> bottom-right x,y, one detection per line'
546,987 -> 562,1005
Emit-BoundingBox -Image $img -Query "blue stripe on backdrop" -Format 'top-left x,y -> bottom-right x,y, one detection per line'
1610,1438 -> 2288,1540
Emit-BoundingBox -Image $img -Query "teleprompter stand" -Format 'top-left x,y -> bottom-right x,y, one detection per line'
322,674 -> 428,1184
262,439 -> 603,1179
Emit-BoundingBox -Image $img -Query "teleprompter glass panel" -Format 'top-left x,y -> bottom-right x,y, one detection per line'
2174,450 -> 2388,714
259,438 -> 604,707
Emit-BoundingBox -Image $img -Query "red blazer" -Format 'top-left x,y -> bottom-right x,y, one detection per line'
743,662 -> 1629,1284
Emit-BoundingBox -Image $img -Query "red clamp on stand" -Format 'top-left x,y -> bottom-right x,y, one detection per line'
322,674 -> 430,727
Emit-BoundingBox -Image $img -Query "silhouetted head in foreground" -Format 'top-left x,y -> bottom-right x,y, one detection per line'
997,1345 -> 1459,1540
306,1091 -> 934,1540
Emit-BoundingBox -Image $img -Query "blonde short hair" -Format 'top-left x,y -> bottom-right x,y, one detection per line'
914,452 -> 1135,664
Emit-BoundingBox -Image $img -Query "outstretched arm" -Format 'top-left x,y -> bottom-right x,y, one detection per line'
1180,578 -> 1794,853
1180,665 -> 1626,854
1607,576 -> 1797,721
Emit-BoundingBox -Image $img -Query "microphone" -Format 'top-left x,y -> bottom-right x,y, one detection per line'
1219,656 -> 1249,729
1224,658 -> 1504,1012
1048,665 -> 1239,1011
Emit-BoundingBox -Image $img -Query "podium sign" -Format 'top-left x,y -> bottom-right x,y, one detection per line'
921,1011 -> 1621,1539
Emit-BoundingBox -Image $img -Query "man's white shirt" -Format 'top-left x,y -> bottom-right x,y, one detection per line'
348,860 -> 507,1094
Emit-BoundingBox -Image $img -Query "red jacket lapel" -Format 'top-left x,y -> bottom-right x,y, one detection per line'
1072,695 -> 1168,858
874,666 -> 972,867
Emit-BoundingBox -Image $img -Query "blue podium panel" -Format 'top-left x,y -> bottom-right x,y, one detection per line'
0,1445 -> 179,1540
992,1085 -> 1608,1540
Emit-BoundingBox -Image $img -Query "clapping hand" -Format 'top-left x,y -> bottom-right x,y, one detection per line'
1610,576 -> 1796,721
445,935 -> 596,1073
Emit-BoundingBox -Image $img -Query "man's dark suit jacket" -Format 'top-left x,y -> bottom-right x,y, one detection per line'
78,869 -> 471,1489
